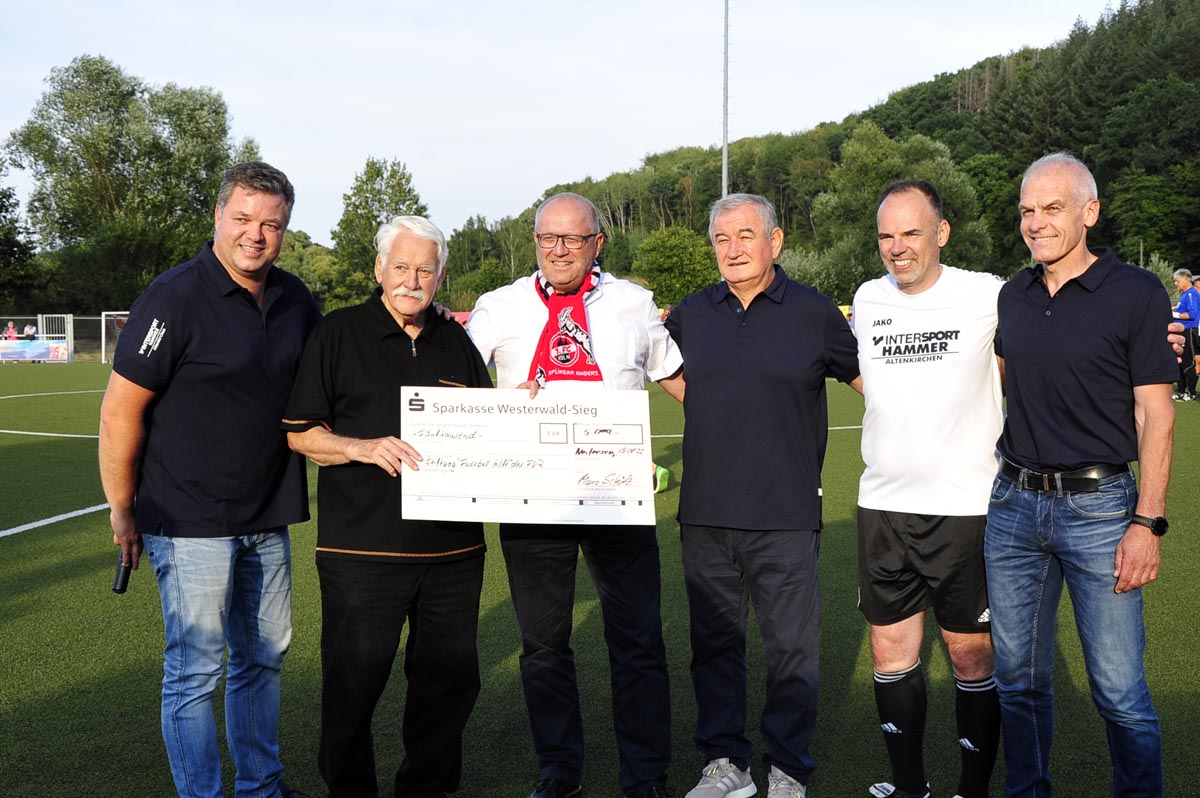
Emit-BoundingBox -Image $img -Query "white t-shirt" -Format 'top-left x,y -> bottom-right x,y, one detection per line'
467,270 -> 683,390
852,265 -> 1004,516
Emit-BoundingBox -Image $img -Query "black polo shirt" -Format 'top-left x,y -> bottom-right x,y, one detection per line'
282,290 -> 492,563
114,242 -> 320,537
665,266 -> 860,531
995,248 -> 1177,472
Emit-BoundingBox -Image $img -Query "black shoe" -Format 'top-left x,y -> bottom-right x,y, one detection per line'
279,783 -> 306,798
530,778 -> 583,798
624,786 -> 672,798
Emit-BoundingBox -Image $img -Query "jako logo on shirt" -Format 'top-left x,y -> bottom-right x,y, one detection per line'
138,318 -> 166,357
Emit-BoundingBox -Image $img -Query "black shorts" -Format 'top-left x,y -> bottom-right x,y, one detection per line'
856,506 -> 990,633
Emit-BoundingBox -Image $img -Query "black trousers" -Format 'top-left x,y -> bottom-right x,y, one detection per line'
316,555 -> 484,798
500,524 -> 671,793
681,525 -> 821,785
1178,328 -> 1198,395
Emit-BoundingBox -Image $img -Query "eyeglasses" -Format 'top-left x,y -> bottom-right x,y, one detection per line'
534,232 -> 599,250
391,264 -> 437,280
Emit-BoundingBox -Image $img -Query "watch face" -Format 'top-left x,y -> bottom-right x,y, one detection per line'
1133,514 -> 1168,536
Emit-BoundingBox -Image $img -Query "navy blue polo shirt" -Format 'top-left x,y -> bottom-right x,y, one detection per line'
995,248 -> 1177,472
282,290 -> 492,563
114,242 -> 320,537
666,266 -> 860,531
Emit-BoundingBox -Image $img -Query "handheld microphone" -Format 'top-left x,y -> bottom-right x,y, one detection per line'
113,552 -> 132,594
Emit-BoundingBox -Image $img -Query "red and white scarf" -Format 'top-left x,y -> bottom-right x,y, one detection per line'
527,268 -> 604,387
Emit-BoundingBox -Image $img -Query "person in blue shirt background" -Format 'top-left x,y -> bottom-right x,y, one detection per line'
1171,268 -> 1199,400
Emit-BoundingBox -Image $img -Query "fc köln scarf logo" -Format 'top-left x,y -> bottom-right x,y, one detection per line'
528,270 -> 604,386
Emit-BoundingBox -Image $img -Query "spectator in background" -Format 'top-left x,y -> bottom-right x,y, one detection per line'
1192,274 -> 1200,387
22,322 -> 36,340
3,321 -> 17,340
1172,269 -> 1198,401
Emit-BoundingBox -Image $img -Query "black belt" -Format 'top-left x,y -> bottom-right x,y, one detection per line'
999,459 -> 1130,492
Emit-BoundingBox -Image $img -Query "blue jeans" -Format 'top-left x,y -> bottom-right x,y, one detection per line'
143,530 -> 293,798
984,471 -> 1162,798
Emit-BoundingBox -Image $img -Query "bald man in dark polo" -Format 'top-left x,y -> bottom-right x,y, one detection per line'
985,152 -> 1175,798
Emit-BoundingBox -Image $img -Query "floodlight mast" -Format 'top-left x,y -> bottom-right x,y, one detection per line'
722,0 -> 729,197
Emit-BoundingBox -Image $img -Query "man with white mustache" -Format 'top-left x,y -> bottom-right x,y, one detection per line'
284,216 -> 492,798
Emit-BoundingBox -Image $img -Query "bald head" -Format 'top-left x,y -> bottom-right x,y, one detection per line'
535,193 -> 601,235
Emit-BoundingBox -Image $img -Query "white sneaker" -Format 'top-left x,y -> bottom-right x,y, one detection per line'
867,783 -> 930,798
685,758 -> 756,798
767,766 -> 806,798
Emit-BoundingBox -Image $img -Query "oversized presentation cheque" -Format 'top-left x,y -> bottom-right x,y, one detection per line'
400,386 -> 656,525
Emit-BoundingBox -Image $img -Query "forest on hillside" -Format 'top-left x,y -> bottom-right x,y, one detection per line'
2,0 -> 1198,312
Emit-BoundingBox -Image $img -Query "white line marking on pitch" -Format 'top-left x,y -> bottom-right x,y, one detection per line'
0,503 -> 109,538
0,429 -> 99,439
652,425 -> 861,440
0,389 -> 106,400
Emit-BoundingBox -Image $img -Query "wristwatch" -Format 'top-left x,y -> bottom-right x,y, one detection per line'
1130,514 -> 1168,537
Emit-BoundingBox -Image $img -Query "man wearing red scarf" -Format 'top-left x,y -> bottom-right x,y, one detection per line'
468,193 -> 683,798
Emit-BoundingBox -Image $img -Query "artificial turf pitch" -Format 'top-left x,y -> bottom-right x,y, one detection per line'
1,363 -> 1196,796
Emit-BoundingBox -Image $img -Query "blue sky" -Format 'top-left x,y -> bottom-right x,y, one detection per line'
1,0 -> 1116,246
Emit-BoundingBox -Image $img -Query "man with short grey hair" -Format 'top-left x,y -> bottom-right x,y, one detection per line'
284,215 -> 492,798
666,193 -> 861,798
986,152 -> 1175,797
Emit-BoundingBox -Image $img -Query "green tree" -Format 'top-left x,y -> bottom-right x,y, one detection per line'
631,226 -> 716,305
448,257 -> 509,311
1090,75 -> 1200,185
4,55 -> 255,311
329,157 -> 428,309
807,122 -> 995,302
445,215 -> 495,291
492,212 -> 536,281
332,158 -> 428,268
0,160 -> 38,313
275,230 -> 342,311
1108,162 -> 1200,267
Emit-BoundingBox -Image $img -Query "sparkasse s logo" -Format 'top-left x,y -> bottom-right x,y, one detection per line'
408,393 -> 426,412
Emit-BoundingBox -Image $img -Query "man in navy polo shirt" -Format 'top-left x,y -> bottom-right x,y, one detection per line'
99,161 -> 319,798
284,216 -> 491,798
666,193 -> 861,798
986,152 -> 1175,797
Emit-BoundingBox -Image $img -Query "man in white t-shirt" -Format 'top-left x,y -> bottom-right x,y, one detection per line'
850,181 -> 1003,798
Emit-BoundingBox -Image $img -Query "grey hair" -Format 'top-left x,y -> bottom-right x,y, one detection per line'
217,162 -> 295,221
374,216 -> 449,275
1022,152 -> 1098,204
535,192 -> 601,234
708,193 -> 778,239
1174,268 -> 1193,280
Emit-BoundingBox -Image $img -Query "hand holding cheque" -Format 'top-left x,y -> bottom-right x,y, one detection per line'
400,386 -> 656,525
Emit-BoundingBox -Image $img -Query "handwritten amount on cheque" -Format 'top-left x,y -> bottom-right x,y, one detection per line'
423,448 -> 645,472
